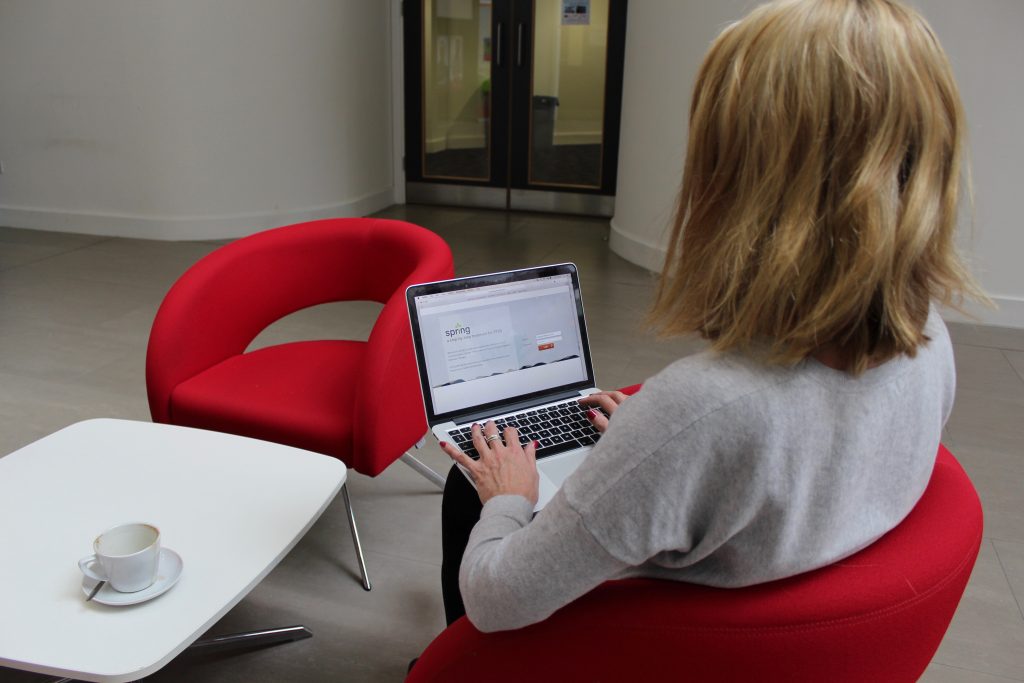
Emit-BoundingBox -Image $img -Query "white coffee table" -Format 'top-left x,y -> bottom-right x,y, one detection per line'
0,419 -> 347,682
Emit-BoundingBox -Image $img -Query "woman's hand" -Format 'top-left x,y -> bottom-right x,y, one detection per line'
440,421 -> 540,506
579,390 -> 629,433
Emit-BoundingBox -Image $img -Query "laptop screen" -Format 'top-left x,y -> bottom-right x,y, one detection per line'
407,264 -> 595,424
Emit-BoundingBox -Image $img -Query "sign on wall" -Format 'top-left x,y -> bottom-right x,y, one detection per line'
562,1 -> 590,25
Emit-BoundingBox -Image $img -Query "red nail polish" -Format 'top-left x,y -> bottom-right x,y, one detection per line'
533,440 -> 540,448
439,441 -> 448,448
587,409 -> 597,418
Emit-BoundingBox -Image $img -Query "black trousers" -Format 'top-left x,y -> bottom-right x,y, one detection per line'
441,464 -> 483,625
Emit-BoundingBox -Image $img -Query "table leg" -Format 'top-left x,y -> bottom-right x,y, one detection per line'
188,625 -> 313,654
37,627 -> 313,681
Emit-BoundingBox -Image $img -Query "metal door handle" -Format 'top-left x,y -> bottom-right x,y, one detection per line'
516,23 -> 524,67
496,22 -> 504,67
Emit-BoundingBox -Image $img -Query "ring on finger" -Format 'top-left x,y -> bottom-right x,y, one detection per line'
484,434 -> 502,444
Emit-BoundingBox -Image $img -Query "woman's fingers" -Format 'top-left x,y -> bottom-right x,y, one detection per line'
580,391 -> 626,415
445,423 -> 539,505
482,420 -> 500,439
455,421 -> 531,468
525,438 -> 538,465
503,425 -> 520,451
440,440 -> 480,476
471,422 -> 495,458
579,390 -> 628,433
585,408 -> 611,433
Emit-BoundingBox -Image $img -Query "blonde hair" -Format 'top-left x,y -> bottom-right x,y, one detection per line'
650,0 -> 987,374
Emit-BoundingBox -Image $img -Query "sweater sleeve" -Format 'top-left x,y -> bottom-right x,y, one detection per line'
458,490 -> 631,632
457,371 -> 736,632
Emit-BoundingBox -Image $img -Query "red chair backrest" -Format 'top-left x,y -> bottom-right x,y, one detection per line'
407,444 -> 982,683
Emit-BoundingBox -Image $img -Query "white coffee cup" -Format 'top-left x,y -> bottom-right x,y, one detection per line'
79,522 -> 161,593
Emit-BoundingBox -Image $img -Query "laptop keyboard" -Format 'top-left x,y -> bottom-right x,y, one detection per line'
446,399 -> 605,461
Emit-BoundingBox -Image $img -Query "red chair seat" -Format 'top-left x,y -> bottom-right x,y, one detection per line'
407,444 -> 982,682
171,340 -> 365,460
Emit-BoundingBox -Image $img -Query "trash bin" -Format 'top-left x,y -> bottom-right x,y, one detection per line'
532,95 -> 559,149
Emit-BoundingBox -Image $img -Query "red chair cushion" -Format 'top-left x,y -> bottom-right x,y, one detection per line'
171,340 -> 364,461
147,218 -> 455,475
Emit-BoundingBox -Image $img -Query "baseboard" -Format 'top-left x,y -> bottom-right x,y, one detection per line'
446,131 -> 487,150
0,188 -> 397,241
553,131 -> 602,146
609,218 -> 666,273
424,136 -> 446,154
425,130 -> 599,152
609,220 -> 1024,330
424,134 -> 486,153
940,296 -> 1024,330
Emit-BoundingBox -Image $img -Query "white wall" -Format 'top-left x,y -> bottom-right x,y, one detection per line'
0,0 -> 397,241
610,0 -> 752,274
611,0 -> 1024,328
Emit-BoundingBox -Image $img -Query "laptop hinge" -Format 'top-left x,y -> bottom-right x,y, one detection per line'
447,389 -> 587,427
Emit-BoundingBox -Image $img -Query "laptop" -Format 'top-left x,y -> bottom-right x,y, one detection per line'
406,263 -> 604,511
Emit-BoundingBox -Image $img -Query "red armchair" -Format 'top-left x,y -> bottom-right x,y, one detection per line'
146,217 -> 454,590
407,442 -> 982,682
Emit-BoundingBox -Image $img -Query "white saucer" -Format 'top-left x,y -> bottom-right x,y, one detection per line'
81,548 -> 183,606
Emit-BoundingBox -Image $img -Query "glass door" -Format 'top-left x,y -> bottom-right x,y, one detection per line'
508,0 -> 625,213
404,0 -> 626,215
420,0 -> 500,183
405,0 -> 509,209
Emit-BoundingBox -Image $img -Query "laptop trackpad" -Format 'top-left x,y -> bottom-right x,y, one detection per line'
534,449 -> 590,512
535,472 -> 558,512
543,449 -> 589,482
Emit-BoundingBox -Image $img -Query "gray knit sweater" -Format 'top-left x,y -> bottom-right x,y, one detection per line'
459,310 -> 955,632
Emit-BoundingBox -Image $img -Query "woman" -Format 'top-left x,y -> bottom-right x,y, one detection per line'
438,0 -> 986,633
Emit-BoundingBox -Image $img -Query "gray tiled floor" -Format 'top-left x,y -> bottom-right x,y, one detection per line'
1,205 -> 1022,682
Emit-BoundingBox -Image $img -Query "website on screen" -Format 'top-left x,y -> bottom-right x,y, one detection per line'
415,274 -> 587,415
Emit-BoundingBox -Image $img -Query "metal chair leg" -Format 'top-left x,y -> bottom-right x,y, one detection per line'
401,451 -> 447,490
341,483 -> 372,591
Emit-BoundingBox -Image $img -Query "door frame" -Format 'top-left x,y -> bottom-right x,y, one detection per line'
508,0 -> 627,198
391,0 -> 406,205
394,0 -> 626,216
